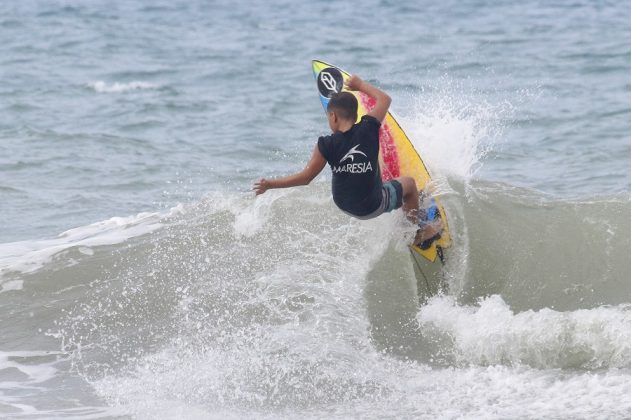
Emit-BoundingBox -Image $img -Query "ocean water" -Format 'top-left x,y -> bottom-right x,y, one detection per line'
2,0 -> 631,418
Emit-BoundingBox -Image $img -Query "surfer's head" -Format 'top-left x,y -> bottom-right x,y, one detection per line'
327,92 -> 358,131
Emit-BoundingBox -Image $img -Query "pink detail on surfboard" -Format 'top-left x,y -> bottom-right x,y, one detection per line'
358,93 -> 400,181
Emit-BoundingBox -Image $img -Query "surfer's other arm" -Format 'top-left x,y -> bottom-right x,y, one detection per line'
253,145 -> 326,195
344,74 -> 391,123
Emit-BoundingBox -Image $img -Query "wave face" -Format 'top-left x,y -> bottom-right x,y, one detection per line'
2,183 -> 631,418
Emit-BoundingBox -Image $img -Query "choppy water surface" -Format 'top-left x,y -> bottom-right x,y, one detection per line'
2,0 -> 631,418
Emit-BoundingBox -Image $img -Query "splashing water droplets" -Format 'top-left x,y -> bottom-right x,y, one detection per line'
398,78 -> 513,181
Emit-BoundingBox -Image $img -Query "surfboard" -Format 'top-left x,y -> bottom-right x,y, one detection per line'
312,60 -> 451,299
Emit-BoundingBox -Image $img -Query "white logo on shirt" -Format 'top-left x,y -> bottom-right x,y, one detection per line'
332,145 -> 372,174
332,161 -> 373,174
339,145 -> 367,164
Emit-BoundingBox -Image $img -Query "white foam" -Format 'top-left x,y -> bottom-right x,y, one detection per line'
0,279 -> 23,293
418,294 -> 631,369
0,205 -> 185,278
77,246 -> 94,256
0,350 -> 61,384
391,363 -> 631,420
91,342 -> 631,419
89,80 -> 157,93
233,189 -> 291,238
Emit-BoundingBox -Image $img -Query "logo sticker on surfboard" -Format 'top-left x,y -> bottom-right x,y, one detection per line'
317,67 -> 343,97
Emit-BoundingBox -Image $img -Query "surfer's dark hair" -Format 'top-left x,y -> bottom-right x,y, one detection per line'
327,92 -> 358,121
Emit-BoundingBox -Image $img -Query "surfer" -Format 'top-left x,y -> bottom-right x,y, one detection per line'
253,75 -> 442,247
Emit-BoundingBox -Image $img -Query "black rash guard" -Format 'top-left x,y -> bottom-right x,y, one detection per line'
317,115 -> 382,217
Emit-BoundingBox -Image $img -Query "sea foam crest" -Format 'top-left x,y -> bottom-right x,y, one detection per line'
0,204 -> 185,281
89,80 -> 157,93
418,294 -> 631,369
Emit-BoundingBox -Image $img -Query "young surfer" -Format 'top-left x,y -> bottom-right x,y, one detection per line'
253,74 -> 441,247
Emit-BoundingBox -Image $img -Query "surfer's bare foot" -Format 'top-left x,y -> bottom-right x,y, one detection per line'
414,219 -> 443,247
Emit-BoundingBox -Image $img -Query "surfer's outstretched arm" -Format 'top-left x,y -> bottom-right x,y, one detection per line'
253,144 -> 326,195
345,75 -> 391,123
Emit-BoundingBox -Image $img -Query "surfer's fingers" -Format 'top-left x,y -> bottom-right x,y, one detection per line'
345,74 -> 362,90
253,179 -> 267,195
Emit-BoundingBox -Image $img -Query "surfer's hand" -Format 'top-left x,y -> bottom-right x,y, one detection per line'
345,74 -> 363,91
253,178 -> 270,195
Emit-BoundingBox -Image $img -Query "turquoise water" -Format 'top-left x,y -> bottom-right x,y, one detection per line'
2,1 -> 631,418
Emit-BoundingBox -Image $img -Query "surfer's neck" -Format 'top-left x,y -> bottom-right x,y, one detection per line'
327,110 -> 355,133
334,120 -> 354,133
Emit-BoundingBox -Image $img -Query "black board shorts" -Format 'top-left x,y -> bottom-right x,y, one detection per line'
342,180 -> 403,220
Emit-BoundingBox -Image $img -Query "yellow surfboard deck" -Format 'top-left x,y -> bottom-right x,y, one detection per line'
312,60 -> 451,268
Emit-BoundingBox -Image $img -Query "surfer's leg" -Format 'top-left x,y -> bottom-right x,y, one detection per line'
414,190 -> 443,247
395,176 -> 443,247
384,177 -> 441,247
414,219 -> 443,246
394,176 -> 420,223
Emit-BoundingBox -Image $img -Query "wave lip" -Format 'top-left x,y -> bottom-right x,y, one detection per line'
0,205 -> 185,282
88,80 -> 158,93
418,295 -> 631,369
